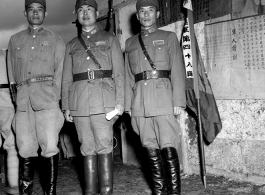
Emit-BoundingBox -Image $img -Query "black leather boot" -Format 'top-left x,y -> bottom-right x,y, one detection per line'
19,157 -> 36,195
98,153 -> 113,195
161,147 -> 181,195
43,154 -> 59,195
145,148 -> 167,195
84,155 -> 99,195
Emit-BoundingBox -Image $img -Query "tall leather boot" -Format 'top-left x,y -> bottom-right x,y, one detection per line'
98,153 -> 113,195
19,157 -> 36,195
84,155 -> 98,195
161,147 -> 181,195
145,148 -> 166,195
43,154 -> 59,195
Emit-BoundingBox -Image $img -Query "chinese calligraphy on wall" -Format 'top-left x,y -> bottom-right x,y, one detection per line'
204,15 -> 265,99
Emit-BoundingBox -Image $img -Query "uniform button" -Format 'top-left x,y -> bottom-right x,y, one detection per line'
87,35 -> 90,38
30,58 -> 33,61
87,57 -> 90,60
145,45 -> 147,48
144,57 -> 147,60
144,83 -> 147,85
31,47 -> 34,49
145,34 -> 148,37
33,35 -> 36,38
159,48 -> 161,49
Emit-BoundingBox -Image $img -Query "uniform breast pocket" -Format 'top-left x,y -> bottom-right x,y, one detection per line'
153,44 -> 167,62
14,45 -> 25,59
94,45 -> 111,66
40,45 -> 53,61
156,80 -> 173,108
13,46 -> 25,78
98,45 -> 110,52
128,48 -> 139,66
71,49 -> 86,66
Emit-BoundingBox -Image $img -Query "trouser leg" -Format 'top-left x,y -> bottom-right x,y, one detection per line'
98,153 -> 113,195
43,154 -> 59,195
83,155 -> 99,195
5,148 -> 19,195
145,148 -> 167,195
161,147 -> 181,195
19,157 -> 36,195
0,107 -> 19,194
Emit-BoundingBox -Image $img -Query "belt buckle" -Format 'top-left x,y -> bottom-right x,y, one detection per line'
143,71 -> 150,80
151,70 -> 157,79
87,69 -> 95,81
25,79 -> 31,85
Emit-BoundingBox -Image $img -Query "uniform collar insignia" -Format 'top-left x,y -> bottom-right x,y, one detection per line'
141,26 -> 157,35
28,25 -> 44,34
38,27 -> 44,32
82,24 -> 99,38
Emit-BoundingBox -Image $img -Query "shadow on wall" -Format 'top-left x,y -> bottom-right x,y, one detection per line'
129,13 -> 141,35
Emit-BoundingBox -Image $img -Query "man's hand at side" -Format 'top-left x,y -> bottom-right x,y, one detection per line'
115,104 -> 124,115
64,109 -> 73,122
174,107 -> 185,116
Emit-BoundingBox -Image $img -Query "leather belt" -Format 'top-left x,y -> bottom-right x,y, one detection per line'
73,70 -> 112,82
135,70 -> 170,82
0,84 -> 10,88
17,76 -> 53,89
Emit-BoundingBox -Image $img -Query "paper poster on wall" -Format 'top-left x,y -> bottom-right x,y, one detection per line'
232,0 -> 265,19
205,15 -> 265,99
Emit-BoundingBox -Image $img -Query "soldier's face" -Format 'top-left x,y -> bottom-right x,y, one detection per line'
24,3 -> 47,28
137,6 -> 160,28
76,5 -> 99,28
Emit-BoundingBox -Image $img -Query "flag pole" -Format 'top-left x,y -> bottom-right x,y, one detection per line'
186,8 -> 207,188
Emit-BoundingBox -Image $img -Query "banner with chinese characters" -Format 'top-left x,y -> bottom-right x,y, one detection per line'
182,19 -> 194,78
205,15 -> 265,99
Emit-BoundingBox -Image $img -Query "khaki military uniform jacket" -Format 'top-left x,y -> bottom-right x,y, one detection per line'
62,25 -> 124,116
7,26 -> 66,111
125,27 -> 186,117
0,50 -> 13,109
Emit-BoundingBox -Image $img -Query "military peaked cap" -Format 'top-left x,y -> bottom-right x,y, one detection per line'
136,0 -> 159,11
75,0 -> 98,11
25,0 -> 46,9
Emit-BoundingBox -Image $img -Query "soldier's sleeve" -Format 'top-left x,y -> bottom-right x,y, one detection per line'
53,36 -> 66,99
168,32 -> 186,108
7,37 -> 15,84
110,36 -> 125,106
124,39 -> 135,112
61,43 -> 73,111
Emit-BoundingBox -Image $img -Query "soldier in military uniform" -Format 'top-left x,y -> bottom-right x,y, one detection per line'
125,0 -> 186,194
7,0 -> 65,194
0,50 -> 19,195
62,0 -> 124,194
